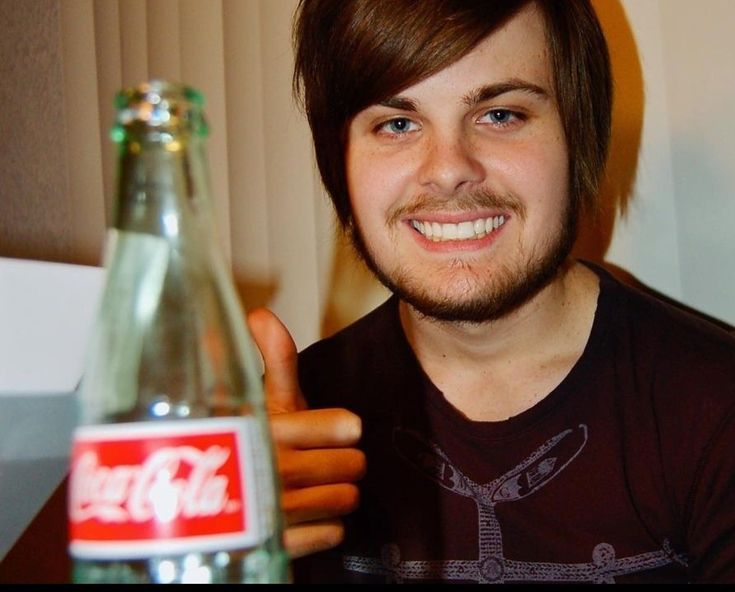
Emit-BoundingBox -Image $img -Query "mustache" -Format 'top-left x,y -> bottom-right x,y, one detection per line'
386,189 -> 526,226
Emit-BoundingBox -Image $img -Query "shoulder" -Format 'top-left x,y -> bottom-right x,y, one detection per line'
591,261 -> 735,454
585,260 -> 735,444
299,295 -> 398,368
296,295 -> 405,408
588,264 -> 735,571
590,260 -> 735,371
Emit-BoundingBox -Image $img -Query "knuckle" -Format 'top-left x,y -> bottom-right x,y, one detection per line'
284,521 -> 345,559
315,518 -> 345,550
334,448 -> 366,480
339,483 -> 361,513
341,410 -> 363,441
352,449 -> 367,479
324,408 -> 362,442
319,521 -> 346,549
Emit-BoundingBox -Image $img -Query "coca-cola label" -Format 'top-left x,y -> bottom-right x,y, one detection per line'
68,418 -> 263,559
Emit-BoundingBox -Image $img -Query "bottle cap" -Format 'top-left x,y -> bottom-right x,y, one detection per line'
111,80 -> 209,145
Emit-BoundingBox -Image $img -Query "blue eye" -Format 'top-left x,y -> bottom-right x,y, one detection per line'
489,110 -> 511,123
378,117 -> 418,135
480,109 -> 522,127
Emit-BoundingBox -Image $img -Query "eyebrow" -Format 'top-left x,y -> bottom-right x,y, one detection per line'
379,96 -> 418,111
463,79 -> 550,106
378,78 -> 550,112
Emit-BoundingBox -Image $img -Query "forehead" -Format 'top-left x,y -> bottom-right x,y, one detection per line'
390,3 -> 553,103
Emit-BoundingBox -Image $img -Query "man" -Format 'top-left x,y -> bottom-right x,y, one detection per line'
247,0 -> 735,584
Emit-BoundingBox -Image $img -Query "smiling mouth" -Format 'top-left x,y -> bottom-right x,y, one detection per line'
410,215 -> 506,242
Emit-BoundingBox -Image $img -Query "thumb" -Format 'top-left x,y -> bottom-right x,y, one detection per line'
246,307 -> 307,413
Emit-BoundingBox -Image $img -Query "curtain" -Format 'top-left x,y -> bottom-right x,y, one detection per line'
56,0 -> 389,351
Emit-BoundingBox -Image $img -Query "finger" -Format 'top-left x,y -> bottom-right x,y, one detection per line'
246,307 -> 306,413
278,447 -> 367,488
283,520 -> 346,559
270,408 -> 362,449
281,483 -> 360,525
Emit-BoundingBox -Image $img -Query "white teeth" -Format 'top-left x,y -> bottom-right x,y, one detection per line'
412,215 -> 506,242
456,221 -> 474,239
442,223 -> 457,240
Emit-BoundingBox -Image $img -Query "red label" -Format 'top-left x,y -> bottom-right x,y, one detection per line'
68,418 -> 261,559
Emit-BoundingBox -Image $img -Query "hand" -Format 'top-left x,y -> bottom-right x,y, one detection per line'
247,308 -> 366,559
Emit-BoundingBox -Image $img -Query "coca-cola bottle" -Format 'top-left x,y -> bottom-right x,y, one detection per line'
68,80 -> 289,583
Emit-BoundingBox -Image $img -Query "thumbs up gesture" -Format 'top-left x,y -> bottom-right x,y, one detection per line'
246,308 -> 366,559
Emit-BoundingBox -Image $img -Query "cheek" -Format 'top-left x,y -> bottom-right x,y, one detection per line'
537,142 -> 570,211
346,162 -> 377,222
346,145 -> 417,216
496,138 -> 569,206
345,145 -> 370,218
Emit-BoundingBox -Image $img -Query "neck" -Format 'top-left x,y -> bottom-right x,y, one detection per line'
399,259 -> 599,421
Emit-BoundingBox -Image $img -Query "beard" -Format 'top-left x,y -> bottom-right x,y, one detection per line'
347,192 -> 579,324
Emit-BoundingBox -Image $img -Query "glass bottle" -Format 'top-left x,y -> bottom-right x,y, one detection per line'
67,80 -> 290,584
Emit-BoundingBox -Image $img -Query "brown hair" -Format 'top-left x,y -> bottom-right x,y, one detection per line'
292,0 -> 612,227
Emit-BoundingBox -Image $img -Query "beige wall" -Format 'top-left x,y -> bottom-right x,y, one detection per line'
599,0 -> 735,328
0,0 -> 77,263
1,0 -> 733,352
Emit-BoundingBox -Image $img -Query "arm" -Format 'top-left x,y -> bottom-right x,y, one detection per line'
684,404 -> 735,582
247,308 -> 366,559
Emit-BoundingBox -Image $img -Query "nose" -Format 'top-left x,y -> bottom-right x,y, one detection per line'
417,131 -> 485,195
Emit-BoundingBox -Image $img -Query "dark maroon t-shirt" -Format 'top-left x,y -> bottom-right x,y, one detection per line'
293,262 -> 735,584
3,262 -> 735,584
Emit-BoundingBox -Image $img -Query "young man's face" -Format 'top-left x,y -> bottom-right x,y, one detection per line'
345,3 -> 575,322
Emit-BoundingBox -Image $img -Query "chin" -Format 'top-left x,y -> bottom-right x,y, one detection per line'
399,286 -> 545,323
348,208 -> 578,323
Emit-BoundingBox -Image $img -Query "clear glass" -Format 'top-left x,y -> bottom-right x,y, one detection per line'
71,80 -> 289,584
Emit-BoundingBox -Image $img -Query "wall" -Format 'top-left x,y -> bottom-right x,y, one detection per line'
602,0 -> 735,327
0,0 -> 75,263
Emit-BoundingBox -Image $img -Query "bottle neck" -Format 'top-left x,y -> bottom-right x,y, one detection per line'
113,137 -> 215,246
